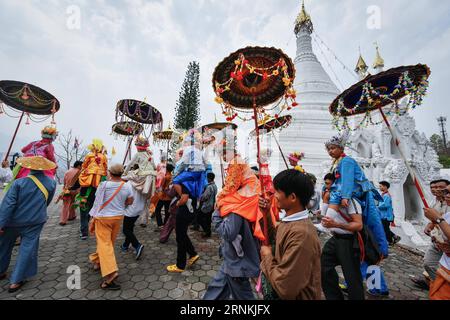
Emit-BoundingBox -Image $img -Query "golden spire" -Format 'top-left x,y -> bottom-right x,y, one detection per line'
295,0 -> 313,34
355,47 -> 368,74
373,42 -> 385,69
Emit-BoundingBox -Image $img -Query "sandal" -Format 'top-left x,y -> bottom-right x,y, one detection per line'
187,255 -> 200,267
101,280 -> 121,291
92,264 -> 101,272
8,281 -> 26,293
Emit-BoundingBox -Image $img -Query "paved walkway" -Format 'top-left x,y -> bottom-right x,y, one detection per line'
0,198 -> 430,300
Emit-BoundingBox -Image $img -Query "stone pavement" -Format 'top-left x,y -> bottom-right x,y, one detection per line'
0,198 -> 431,300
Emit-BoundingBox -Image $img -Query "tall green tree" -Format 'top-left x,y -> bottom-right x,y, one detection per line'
174,61 -> 201,130
169,62 -> 201,161
430,133 -> 444,154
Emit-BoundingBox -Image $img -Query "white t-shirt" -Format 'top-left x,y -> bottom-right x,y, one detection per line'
439,212 -> 450,270
96,181 -> 133,218
325,200 -> 362,235
124,182 -> 146,218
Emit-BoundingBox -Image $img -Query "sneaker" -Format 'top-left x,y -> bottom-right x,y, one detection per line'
392,235 -> 401,245
80,235 -> 88,241
120,244 -> 129,252
367,289 -> 389,297
167,264 -> 185,273
187,255 -> 200,267
135,244 -> 145,261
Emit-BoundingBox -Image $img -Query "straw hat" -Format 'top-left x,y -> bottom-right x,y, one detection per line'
16,156 -> 56,171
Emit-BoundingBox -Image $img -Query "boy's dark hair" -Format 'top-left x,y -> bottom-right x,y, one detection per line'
166,163 -> 175,173
379,181 -> 391,189
430,179 -> 450,186
324,173 -> 336,182
273,169 -> 314,207
207,172 -> 215,181
73,161 -> 83,168
306,173 -> 317,184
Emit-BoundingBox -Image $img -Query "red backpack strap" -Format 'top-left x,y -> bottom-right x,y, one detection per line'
336,207 -> 365,263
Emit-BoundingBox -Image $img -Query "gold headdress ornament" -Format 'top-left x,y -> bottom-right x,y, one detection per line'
88,139 -> 104,152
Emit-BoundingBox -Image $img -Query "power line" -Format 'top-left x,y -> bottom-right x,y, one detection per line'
312,32 -> 359,82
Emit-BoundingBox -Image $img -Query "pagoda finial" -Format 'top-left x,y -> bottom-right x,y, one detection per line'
373,42 -> 385,72
295,0 -> 313,35
355,48 -> 369,80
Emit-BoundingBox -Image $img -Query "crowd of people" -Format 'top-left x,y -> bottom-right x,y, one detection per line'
0,125 -> 449,300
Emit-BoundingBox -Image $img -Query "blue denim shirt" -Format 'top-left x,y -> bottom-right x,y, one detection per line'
212,211 -> 260,278
0,171 -> 56,228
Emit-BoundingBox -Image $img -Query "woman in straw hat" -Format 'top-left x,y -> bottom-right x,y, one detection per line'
0,156 -> 57,293
88,163 -> 133,290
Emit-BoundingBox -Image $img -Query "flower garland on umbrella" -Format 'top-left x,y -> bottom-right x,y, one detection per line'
214,52 -> 299,123
0,84 -> 59,125
332,70 -> 429,132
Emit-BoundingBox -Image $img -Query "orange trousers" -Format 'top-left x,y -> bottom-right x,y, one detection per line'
430,265 -> 450,300
89,216 -> 123,278
60,195 -> 76,224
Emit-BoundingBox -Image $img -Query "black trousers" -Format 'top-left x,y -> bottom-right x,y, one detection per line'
198,210 -> 214,235
321,234 -> 365,300
381,219 -> 395,244
176,205 -> 197,269
155,200 -> 171,227
123,216 -> 140,249
79,187 -> 96,237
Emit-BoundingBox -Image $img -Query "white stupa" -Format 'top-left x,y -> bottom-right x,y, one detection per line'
275,2 -> 340,176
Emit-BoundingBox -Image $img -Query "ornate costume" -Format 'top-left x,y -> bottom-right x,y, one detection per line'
16,126 -> 58,179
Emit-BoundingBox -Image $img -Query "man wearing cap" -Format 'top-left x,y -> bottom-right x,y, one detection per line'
0,156 -> 57,293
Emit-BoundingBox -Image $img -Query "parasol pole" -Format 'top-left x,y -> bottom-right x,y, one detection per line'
219,155 -> 225,188
378,106 -> 429,208
251,91 -> 269,246
271,131 -> 289,170
4,112 -> 25,162
123,136 -> 133,166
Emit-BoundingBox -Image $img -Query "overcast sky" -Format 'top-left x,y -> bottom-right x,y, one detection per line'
0,0 -> 449,163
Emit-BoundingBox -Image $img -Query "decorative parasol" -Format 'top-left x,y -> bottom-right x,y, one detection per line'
0,80 -> 60,162
329,64 -> 431,208
213,46 -> 298,245
111,121 -> 144,165
153,123 -> 180,159
251,114 -> 292,169
115,99 -> 163,138
200,121 -> 238,187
